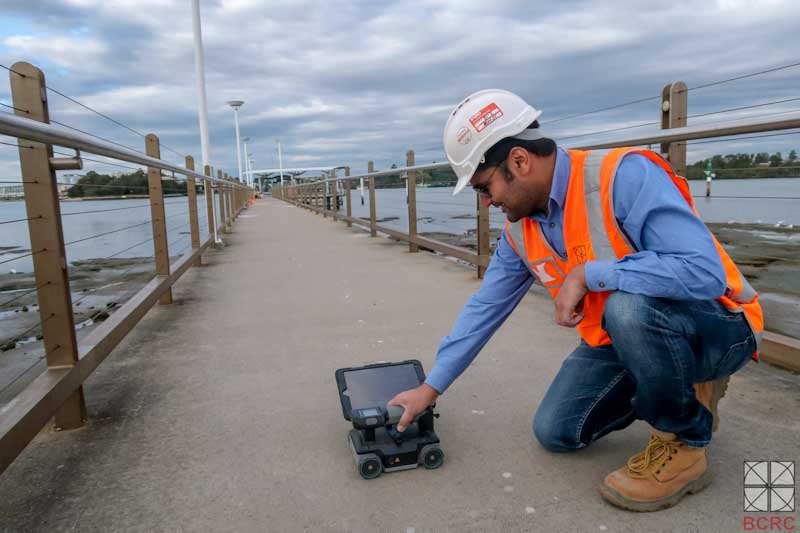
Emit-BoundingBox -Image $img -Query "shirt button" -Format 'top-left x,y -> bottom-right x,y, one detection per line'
549,222 -> 556,228
598,282 -> 606,288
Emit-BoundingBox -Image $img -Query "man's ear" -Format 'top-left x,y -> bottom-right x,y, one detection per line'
509,146 -> 530,173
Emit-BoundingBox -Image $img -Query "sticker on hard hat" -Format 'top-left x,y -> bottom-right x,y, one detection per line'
469,103 -> 504,133
456,127 -> 472,145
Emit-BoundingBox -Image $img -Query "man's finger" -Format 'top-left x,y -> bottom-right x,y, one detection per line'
397,409 -> 415,432
555,303 -> 571,326
564,312 -> 584,327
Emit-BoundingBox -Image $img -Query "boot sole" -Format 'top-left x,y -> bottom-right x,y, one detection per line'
599,469 -> 714,512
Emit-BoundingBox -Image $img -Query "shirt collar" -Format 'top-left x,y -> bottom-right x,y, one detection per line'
530,147 -> 570,221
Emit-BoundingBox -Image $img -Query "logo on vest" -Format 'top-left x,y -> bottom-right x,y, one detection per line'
572,244 -> 589,264
531,262 -> 556,282
528,258 -> 564,287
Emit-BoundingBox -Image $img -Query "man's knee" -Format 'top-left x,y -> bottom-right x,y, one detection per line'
602,291 -> 657,335
532,409 -> 583,453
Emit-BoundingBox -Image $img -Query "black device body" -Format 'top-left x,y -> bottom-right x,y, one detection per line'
335,360 -> 444,479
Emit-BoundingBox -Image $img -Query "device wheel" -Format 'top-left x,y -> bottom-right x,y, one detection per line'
420,445 -> 445,469
358,455 -> 383,480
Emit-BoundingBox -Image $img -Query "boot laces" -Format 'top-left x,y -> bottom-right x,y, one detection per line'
627,435 -> 681,478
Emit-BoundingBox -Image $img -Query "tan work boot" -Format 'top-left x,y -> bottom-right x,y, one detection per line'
694,376 -> 730,432
599,430 -> 713,512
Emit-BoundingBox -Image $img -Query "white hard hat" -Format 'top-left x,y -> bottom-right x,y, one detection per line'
443,89 -> 543,196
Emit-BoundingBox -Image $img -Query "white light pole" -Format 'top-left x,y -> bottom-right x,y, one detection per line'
227,100 -> 244,184
241,136 -> 250,186
190,0 -> 221,244
276,138 -> 285,188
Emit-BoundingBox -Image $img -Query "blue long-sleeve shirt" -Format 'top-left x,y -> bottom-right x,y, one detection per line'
424,148 -> 727,394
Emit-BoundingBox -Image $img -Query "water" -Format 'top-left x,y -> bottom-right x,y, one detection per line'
1,178 -> 798,275
0,195 -> 211,274
343,177 -> 800,237
687,178 -> 800,226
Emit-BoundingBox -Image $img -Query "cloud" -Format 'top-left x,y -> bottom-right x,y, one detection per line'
0,0 -> 798,179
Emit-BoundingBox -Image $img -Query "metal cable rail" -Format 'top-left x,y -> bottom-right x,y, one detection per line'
540,59 -> 800,125
0,112 -> 249,188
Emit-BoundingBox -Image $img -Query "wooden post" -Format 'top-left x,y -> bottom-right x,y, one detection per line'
368,161 -> 377,237
661,81 -> 688,176
10,61 -> 86,429
228,178 -> 234,225
477,192 -> 490,279
145,134 -> 172,304
217,170 -> 226,233
224,174 -> 232,231
323,172 -> 328,219
406,150 -> 418,253
205,165 -> 215,236
331,169 -> 337,221
223,174 -> 231,228
345,166 -> 352,227
185,156 -> 201,266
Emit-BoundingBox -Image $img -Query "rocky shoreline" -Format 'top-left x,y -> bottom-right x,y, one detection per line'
1,257 -> 155,351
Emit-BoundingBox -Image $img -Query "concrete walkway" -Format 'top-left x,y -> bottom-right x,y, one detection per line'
1,197 -> 798,532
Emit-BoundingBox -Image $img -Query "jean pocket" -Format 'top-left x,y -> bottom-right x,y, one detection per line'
713,334 -> 755,379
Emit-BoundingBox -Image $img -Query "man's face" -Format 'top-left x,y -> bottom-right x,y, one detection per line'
469,149 -> 549,223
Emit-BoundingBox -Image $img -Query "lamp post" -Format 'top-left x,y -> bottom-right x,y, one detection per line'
190,0 -> 222,244
241,136 -> 250,186
227,100 -> 244,184
276,138 -> 284,188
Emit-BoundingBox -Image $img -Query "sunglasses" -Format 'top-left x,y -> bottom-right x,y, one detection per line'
471,160 -> 507,198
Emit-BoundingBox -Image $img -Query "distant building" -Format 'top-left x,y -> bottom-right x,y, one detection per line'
0,184 -> 24,199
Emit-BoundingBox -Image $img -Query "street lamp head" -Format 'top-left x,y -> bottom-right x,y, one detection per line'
241,136 -> 250,142
227,100 -> 244,109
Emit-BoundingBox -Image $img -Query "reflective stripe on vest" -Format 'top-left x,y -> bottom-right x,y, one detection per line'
582,150 -> 617,262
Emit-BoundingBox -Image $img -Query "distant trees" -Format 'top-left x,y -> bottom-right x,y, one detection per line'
686,150 -> 800,179
67,169 -> 188,198
753,152 -> 769,164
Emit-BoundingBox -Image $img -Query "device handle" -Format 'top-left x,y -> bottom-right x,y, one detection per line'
386,404 -> 423,426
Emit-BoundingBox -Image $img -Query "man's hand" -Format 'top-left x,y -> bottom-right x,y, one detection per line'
553,263 -> 588,327
387,383 -> 440,432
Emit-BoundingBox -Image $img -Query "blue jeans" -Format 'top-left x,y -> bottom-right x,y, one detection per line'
533,292 -> 756,450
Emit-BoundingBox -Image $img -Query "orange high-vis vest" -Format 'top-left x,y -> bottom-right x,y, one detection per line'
505,148 -> 763,354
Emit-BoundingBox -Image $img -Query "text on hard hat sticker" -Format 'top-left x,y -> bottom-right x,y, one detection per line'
456,127 -> 472,145
469,102 -> 504,132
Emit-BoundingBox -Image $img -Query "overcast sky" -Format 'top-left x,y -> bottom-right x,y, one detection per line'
1,0 -> 799,180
